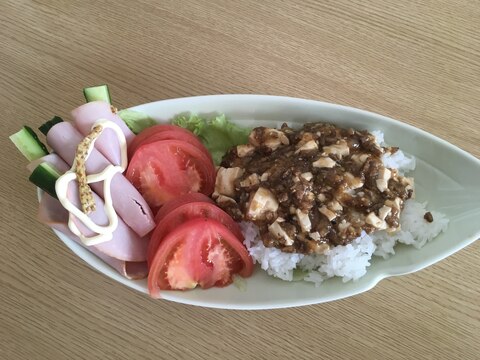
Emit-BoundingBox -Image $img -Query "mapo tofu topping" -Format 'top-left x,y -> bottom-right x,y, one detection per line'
214,123 -> 414,254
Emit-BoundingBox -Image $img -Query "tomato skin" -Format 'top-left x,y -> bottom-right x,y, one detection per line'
126,140 -> 215,212
154,193 -> 215,224
148,218 -> 253,298
128,125 -> 210,160
147,201 -> 244,266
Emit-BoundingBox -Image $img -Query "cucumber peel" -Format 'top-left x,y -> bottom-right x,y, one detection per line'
39,116 -> 63,136
29,163 -> 60,199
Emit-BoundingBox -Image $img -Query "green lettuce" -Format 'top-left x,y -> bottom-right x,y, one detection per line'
173,114 -> 251,164
118,109 -> 157,135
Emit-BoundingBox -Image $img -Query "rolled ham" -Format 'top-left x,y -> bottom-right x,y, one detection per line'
71,101 -> 135,165
46,122 -> 155,237
33,155 -> 148,262
64,181 -> 148,261
39,193 -> 148,279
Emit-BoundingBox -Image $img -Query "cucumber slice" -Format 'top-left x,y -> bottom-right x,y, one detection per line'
29,163 -> 61,199
39,116 -> 64,136
83,84 -> 112,104
10,126 -> 49,161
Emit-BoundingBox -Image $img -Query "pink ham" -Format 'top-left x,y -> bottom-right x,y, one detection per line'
71,101 -> 135,165
46,122 -> 155,237
93,250 -> 147,280
35,163 -> 148,262
39,192 -> 148,279
65,181 -> 148,261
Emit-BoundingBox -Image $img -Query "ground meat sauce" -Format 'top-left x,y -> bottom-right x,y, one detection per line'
214,123 -> 414,254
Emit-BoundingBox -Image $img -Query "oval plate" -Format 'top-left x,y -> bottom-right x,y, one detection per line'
54,95 -> 480,309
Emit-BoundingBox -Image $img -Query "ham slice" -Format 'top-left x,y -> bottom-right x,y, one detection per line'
71,101 -> 135,165
35,162 -> 148,262
64,181 -> 148,261
39,190 -> 148,279
46,122 -> 155,237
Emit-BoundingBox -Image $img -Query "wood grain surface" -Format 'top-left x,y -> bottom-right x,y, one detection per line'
1,1 -> 479,359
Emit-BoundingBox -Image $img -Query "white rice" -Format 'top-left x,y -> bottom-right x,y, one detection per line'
371,130 -> 385,146
241,132 -> 449,286
372,200 -> 449,258
382,151 -> 416,174
242,222 -> 303,281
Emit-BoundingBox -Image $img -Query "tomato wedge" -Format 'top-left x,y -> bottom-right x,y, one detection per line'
148,218 -> 253,298
154,192 -> 215,224
128,124 -> 210,160
147,201 -> 244,265
126,140 -> 215,212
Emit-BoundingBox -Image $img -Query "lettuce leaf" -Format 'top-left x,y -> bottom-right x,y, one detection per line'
118,109 -> 157,134
173,114 -> 251,164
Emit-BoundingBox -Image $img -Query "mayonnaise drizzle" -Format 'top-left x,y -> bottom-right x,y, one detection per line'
55,119 -> 128,246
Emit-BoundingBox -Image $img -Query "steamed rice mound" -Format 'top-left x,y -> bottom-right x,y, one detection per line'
240,139 -> 449,286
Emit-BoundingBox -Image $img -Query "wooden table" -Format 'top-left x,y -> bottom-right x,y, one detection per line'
1,1 -> 479,359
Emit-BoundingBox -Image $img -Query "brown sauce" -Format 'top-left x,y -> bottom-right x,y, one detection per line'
215,123 -> 414,254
